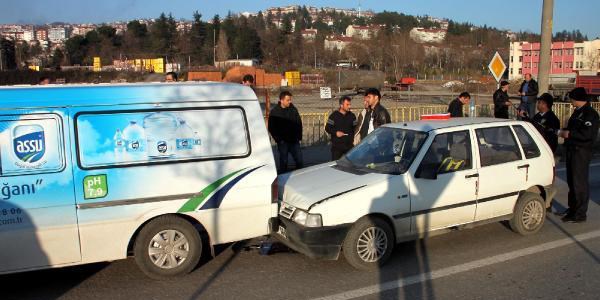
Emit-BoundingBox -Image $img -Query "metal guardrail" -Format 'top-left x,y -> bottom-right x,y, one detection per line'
291,102 -> 600,147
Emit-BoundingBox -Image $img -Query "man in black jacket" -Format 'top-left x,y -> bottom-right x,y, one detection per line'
520,93 -> 560,153
556,87 -> 599,223
518,73 -> 539,119
447,92 -> 471,117
359,88 -> 391,140
326,96 -> 357,160
493,81 -> 512,119
268,91 -> 304,173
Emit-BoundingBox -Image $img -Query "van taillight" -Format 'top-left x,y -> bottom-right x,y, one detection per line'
271,178 -> 279,203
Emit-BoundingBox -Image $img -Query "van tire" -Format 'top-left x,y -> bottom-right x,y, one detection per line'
510,192 -> 546,235
342,216 -> 394,271
134,215 -> 202,279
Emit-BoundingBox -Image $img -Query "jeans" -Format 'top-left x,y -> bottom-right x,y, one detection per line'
519,101 -> 536,120
277,141 -> 304,173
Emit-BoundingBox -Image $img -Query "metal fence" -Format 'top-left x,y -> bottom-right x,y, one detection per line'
295,102 -> 600,147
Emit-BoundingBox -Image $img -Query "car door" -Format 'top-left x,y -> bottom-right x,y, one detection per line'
0,112 -> 81,273
474,125 -> 527,221
409,129 -> 478,233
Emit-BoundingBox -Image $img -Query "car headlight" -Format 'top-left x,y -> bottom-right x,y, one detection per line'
292,209 -> 323,227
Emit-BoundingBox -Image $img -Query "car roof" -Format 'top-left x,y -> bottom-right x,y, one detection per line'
0,82 -> 257,109
384,117 -> 514,132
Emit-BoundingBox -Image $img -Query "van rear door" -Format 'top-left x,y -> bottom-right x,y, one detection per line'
0,111 -> 81,273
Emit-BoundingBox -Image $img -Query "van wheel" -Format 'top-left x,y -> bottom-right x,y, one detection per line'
342,217 -> 394,271
134,215 -> 202,279
510,192 -> 546,235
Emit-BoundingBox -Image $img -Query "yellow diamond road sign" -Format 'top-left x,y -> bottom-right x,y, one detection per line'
488,52 -> 506,82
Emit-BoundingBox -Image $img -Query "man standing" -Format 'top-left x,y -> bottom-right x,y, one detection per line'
493,81 -> 512,119
556,87 -> 599,223
359,88 -> 391,141
268,91 -> 304,173
518,73 -> 539,118
447,92 -> 471,117
353,97 -> 370,145
326,96 -> 357,160
521,93 -> 560,153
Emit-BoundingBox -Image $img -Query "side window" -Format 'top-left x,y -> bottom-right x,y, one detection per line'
513,125 -> 541,159
76,107 -> 250,169
419,130 -> 472,174
0,114 -> 66,176
476,126 -> 522,167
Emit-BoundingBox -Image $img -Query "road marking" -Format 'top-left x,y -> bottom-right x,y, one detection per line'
556,162 -> 600,172
312,230 -> 600,300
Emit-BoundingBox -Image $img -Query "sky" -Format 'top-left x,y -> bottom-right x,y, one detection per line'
2,0 -> 599,39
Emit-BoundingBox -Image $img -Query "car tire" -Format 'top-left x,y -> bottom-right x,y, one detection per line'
510,192 -> 546,235
342,216 -> 394,271
134,215 -> 202,279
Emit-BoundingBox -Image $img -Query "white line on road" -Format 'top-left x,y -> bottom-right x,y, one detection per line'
556,162 -> 600,172
312,230 -> 600,300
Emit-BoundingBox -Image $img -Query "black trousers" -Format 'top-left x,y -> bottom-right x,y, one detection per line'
331,147 -> 350,161
566,146 -> 592,219
494,110 -> 509,119
277,141 -> 303,173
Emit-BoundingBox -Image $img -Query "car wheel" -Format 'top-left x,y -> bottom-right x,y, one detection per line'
134,215 -> 202,279
342,216 -> 394,271
510,192 -> 546,235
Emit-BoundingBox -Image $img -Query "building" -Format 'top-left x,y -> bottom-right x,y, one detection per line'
72,24 -> 96,36
48,27 -> 69,42
509,39 -> 600,80
325,36 -> 353,51
35,29 -> 48,41
345,25 -> 380,40
409,27 -> 447,44
301,29 -> 318,40
215,59 -> 260,69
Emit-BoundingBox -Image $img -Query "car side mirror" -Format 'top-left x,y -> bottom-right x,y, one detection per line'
415,165 -> 437,180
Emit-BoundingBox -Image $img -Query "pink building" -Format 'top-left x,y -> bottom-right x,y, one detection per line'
521,41 -> 575,76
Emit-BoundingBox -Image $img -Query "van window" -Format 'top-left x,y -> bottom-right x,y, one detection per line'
76,107 -> 250,168
0,114 -> 65,176
419,130 -> 472,174
476,126 -> 522,167
512,125 -> 541,159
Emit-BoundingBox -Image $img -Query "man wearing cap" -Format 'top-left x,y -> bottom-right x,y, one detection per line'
520,93 -> 560,153
556,87 -> 599,223
493,81 -> 512,119
359,88 -> 391,140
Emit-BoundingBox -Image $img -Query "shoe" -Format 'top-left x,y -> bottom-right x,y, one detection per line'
555,209 -> 570,216
562,215 -> 586,223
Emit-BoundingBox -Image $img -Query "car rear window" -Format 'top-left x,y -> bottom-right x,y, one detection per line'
512,125 -> 541,159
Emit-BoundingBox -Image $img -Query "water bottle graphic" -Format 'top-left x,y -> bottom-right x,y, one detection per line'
143,112 -> 178,159
193,131 -> 202,154
114,129 -> 125,151
122,121 -> 147,160
175,120 -> 195,155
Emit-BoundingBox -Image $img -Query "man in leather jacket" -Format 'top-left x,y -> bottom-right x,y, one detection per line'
359,88 -> 391,140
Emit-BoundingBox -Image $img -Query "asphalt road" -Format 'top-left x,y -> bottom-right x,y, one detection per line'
3,163 -> 600,300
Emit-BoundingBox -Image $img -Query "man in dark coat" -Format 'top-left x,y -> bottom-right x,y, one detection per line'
358,88 -> 391,140
326,96 -> 357,160
493,81 -> 512,119
268,91 -> 304,173
556,87 -> 599,223
447,92 -> 471,117
520,93 -> 560,153
518,73 -> 539,119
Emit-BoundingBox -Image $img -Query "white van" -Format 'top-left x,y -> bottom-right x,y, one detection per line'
0,82 -> 278,278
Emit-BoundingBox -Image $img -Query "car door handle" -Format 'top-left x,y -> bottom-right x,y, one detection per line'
518,164 -> 530,169
465,173 -> 479,179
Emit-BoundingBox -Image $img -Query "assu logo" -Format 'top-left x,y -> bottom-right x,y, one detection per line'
157,141 -> 168,153
13,125 -> 46,164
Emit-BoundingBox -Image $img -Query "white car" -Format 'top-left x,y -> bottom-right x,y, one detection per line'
271,118 -> 557,270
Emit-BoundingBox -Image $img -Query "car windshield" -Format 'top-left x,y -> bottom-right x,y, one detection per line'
340,127 -> 428,174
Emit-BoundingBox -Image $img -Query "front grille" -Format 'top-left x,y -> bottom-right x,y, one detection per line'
279,202 -> 296,219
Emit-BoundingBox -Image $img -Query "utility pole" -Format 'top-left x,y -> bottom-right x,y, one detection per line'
213,29 -> 216,66
538,0 -> 554,94
0,49 -> 3,71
